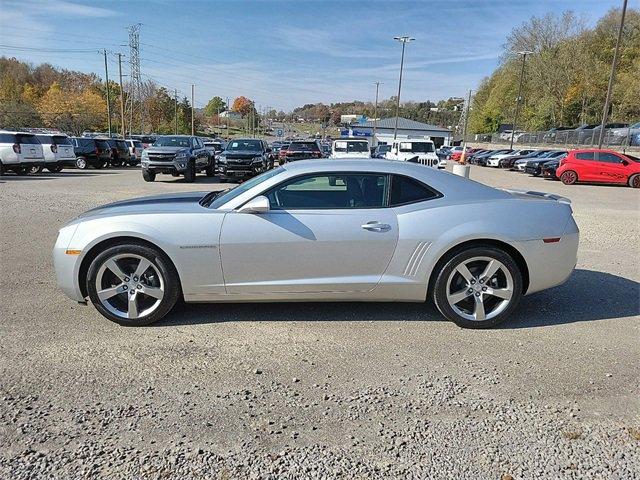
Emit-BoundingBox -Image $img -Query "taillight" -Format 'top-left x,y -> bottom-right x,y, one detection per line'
50,145 -> 57,153
559,158 -> 566,166
12,143 -> 20,154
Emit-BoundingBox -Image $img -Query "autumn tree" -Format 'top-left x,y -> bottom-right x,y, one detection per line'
231,96 -> 253,117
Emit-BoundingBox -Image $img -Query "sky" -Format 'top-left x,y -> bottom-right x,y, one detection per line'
0,0 -> 626,111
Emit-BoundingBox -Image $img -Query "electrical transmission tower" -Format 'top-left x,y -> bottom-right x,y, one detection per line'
126,23 -> 142,135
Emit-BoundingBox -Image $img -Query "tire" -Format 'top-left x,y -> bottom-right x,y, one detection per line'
432,246 -> 523,329
183,161 -> 196,183
560,170 -> 578,185
15,166 -> 29,176
28,165 -> 43,174
86,243 -> 181,326
142,169 -> 156,182
628,174 -> 640,189
47,165 -> 64,173
205,162 -> 216,177
76,157 -> 88,169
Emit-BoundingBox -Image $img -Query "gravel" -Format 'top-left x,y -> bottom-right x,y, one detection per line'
0,166 -> 638,479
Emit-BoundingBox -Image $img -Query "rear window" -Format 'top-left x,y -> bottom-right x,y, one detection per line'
53,136 -> 72,145
575,152 -> 594,161
36,135 -> 53,144
0,133 -> 16,143
16,134 -> 40,145
389,175 -> 440,206
116,140 -> 128,149
334,141 -> 369,153
290,142 -> 320,151
95,140 -> 110,149
133,141 -> 143,148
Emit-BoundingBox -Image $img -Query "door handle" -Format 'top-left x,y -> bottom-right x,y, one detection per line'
361,221 -> 391,232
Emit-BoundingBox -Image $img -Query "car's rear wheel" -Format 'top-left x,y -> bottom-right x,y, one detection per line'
560,170 -> 578,185
433,247 -> 523,329
86,244 -> 180,326
628,174 -> 640,189
47,165 -> 63,173
76,157 -> 88,169
184,161 -> 196,183
28,165 -> 43,174
15,166 -> 29,176
142,169 -> 156,182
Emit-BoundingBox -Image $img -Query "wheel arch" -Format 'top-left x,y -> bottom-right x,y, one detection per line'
426,238 -> 530,297
78,236 -> 182,299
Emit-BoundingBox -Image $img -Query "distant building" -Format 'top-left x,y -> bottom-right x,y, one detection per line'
340,116 -> 452,147
220,111 -> 242,121
340,114 -> 360,124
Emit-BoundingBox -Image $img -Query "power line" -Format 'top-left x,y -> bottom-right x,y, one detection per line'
0,44 -> 98,53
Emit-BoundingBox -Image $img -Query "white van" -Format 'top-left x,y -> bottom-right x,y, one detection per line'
330,139 -> 371,158
385,139 -> 439,167
36,134 -> 76,173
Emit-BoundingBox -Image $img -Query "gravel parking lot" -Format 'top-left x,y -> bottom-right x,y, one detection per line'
1,165 -> 638,479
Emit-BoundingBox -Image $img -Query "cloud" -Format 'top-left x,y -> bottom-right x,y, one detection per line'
7,0 -> 118,18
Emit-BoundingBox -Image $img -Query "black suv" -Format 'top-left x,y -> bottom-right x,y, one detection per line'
102,138 -> 133,166
217,139 -> 272,182
71,137 -> 113,169
281,140 -> 323,162
141,135 -> 213,183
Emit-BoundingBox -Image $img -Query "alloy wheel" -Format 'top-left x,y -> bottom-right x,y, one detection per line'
94,253 -> 165,320
445,256 -> 514,322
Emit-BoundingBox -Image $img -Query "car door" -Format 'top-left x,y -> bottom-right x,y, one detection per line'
219,172 -> 399,294
593,151 -> 628,183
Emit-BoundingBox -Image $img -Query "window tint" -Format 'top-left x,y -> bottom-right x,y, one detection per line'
289,142 -> 320,151
0,133 -> 16,143
16,134 -> 40,144
575,152 -> 594,161
53,136 -> 72,145
36,135 -> 53,144
389,175 -> 439,206
266,173 -> 387,209
595,152 -> 622,163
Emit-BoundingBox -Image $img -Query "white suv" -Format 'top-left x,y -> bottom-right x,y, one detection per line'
35,134 -> 76,173
0,130 -> 45,175
385,139 -> 439,167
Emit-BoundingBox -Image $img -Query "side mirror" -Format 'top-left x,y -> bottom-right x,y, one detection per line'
622,159 -> 629,166
238,195 -> 270,214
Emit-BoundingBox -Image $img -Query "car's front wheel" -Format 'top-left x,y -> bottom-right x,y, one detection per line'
183,161 -> 196,183
433,246 -> 523,329
142,169 -> 156,182
86,243 -> 181,326
628,174 -> 640,189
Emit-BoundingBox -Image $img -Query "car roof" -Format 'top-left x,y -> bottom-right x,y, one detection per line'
0,130 -> 39,135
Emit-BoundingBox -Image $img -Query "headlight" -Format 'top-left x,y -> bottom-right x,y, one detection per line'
218,156 -> 227,164
175,151 -> 188,159
141,150 -> 148,160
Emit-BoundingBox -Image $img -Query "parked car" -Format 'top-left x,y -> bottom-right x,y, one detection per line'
500,150 -> 551,169
608,121 -> 640,146
524,153 -> 567,176
385,139 -> 439,167
277,142 -> 290,163
102,138 -> 133,166
330,139 -> 370,158
281,140 -> 323,162
473,149 -> 512,167
217,138 -> 271,182
125,139 -> 144,164
436,146 -> 451,160
486,149 -> 534,167
34,134 -> 76,173
556,149 -> 640,188
129,135 -> 156,149
71,137 -> 112,169
141,135 -> 214,182
0,130 -> 45,175
513,150 -> 566,172
54,159 -> 579,328
542,127 -> 574,143
373,144 -> 392,159
542,159 -> 560,179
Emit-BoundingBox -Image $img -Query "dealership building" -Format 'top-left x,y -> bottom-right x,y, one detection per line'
340,116 -> 452,147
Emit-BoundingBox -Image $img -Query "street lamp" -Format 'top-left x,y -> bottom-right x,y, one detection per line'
393,36 -> 414,140
373,82 -> 381,145
509,50 -> 533,150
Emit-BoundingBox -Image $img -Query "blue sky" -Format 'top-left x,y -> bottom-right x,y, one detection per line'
0,0 -> 623,111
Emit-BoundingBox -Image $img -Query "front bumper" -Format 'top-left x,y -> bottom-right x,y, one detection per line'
142,159 -> 188,173
53,224 -> 84,302
218,162 -> 263,179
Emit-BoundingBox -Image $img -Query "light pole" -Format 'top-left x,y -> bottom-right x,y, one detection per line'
373,82 -> 381,145
460,89 -> 472,164
598,0 -> 628,149
393,36 -> 414,140
509,50 -> 532,150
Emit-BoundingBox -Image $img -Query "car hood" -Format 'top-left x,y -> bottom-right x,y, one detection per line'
223,150 -> 260,159
145,146 -> 189,155
76,191 -> 208,221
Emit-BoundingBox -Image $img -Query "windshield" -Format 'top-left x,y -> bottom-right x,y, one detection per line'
399,142 -> 434,153
334,141 -> 369,153
226,140 -> 261,151
153,136 -> 191,148
208,167 -> 284,209
290,142 -> 319,151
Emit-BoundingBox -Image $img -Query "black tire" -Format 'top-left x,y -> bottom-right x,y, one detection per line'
142,169 -> 156,182
86,243 -> 181,326
76,157 -> 88,169
205,161 -> 216,177
28,165 -> 43,174
183,161 -> 196,183
628,174 -> 640,189
47,165 -> 64,173
432,246 -> 523,329
0,161 -> 4,176
15,166 -> 29,176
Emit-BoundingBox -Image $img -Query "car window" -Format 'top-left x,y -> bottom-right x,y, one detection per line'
53,136 -> 72,145
290,142 -> 320,151
575,152 -> 595,161
266,173 -> 387,209
0,133 -> 16,143
16,134 -> 40,145
153,136 -> 191,148
208,167 -> 285,209
36,135 -> 52,144
389,175 -> 440,206
595,152 -> 623,163
226,140 -> 262,151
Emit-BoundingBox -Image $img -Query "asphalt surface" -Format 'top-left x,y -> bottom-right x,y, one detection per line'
0,164 -> 639,479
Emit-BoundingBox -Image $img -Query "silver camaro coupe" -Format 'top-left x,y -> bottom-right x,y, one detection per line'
54,159 -> 579,328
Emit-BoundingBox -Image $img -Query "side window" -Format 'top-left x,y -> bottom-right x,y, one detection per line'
575,152 -> 594,161
266,173 -> 387,209
595,152 -> 623,163
389,175 -> 440,207
0,133 -> 16,143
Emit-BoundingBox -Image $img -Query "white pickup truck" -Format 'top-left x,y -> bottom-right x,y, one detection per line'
385,139 -> 439,167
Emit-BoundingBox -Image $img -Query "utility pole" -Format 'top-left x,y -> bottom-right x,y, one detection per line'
117,53 -> 125,138
509,51 -> 532,150
103,49 -> 112,137
460,90 -> 472,164
373,82 -> 381,145
393,36 -> 414,140
598,0 -> 628,149
191,84 -> 195,136
174,89 -> 178,134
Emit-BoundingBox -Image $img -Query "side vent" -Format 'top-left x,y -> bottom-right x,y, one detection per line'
403,242 -> 431,277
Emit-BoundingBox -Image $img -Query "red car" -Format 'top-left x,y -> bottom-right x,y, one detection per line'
556,149 -> 640,188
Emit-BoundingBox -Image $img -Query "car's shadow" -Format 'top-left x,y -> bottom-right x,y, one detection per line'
155,269 -> 639,329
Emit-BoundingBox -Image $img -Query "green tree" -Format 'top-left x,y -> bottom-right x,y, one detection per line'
203,96 -> 226,117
